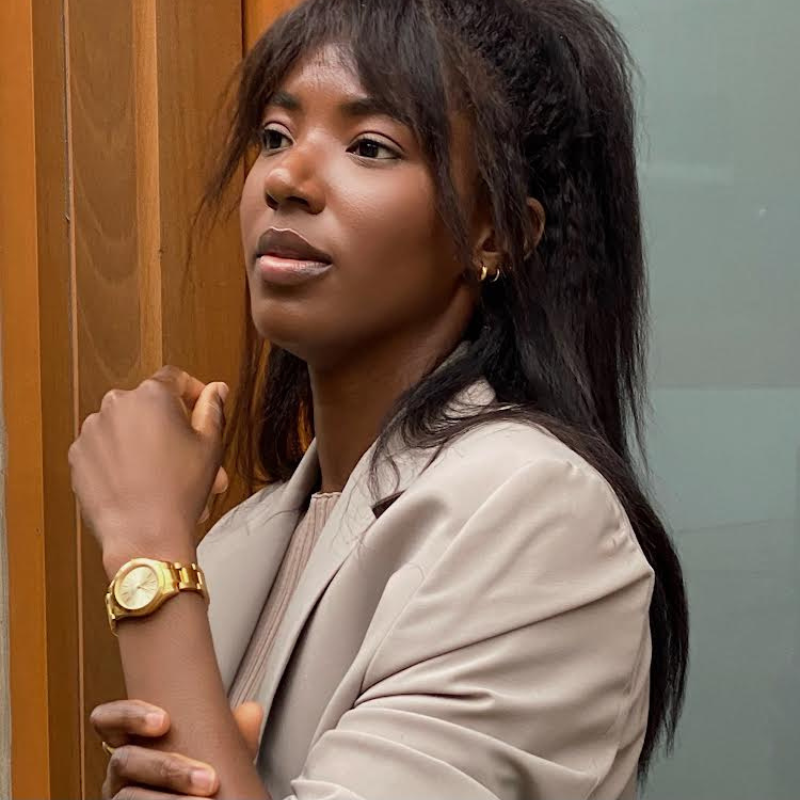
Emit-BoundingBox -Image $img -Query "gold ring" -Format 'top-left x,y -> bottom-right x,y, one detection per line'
101,740 -> 117,757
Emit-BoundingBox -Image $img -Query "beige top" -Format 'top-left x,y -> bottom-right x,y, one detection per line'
229,492 -> 341,707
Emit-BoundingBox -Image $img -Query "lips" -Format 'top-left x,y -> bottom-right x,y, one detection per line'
255,229 -> 332,265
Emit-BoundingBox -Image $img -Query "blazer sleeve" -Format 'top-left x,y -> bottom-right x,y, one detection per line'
284,458 -> 655,800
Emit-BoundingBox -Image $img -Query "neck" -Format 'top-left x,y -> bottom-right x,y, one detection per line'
308,330 -> 462,494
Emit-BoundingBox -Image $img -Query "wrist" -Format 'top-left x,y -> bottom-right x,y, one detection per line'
101,520 -> 198,580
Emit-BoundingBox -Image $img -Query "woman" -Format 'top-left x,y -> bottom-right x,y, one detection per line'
69,0 -> 688,798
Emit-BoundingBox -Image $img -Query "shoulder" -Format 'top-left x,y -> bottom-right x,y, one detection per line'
420,417 -> 631,526
391,418 -> 656,612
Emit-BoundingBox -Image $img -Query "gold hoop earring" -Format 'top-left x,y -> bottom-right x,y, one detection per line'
479,263 -> 502,283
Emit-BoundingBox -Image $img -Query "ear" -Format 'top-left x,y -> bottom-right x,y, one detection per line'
472,223 -> 504,278
526,197 -> 546,252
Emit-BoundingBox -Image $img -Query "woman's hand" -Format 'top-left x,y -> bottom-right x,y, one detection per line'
91,699 -> 264,799
68,365 -> 230,574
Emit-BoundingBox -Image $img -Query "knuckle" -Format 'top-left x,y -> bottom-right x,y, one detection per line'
153,364 -> 180,383
101,389 -> 122,409
139,379 -> 167,401
158,754 -> 189,785
140,377 -> 160,393
80,412 -> 98,434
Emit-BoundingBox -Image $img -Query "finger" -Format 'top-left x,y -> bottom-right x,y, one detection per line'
149,365 -> 207,410
198,468 -> 229,525
232,702 -> 265,760
190,382 -> 228,442
91,701 -> 170,749
106,745 -> 218,799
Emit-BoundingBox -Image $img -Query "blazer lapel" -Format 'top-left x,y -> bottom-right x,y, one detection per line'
253,426 -> 444,735
201,442 -> 320,691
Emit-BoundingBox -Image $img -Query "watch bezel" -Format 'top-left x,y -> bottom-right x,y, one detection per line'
112,558 -> 170,613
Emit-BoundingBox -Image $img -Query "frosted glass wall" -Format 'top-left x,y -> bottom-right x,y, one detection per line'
599,1 -> 800,797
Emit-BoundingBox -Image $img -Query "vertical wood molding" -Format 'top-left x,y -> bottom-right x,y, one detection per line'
1,0 -> 78,795
0,1 -> 49,792
34,0 -> 83,793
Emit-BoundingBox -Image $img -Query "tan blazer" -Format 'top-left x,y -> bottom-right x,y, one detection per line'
198,379 -> 654,800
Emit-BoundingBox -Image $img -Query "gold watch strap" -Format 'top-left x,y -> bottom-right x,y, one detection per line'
173,562 -> 209,602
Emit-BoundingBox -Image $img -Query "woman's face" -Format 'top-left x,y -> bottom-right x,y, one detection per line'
239,44 -> 482,369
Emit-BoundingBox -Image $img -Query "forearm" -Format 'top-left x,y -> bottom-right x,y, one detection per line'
104,540 -> 271,800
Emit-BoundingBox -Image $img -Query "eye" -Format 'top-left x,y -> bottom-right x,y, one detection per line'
258,125 -> 291,154
349,137 -> 400,161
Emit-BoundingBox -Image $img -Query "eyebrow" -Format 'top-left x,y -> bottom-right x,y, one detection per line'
267,90 -> 405,124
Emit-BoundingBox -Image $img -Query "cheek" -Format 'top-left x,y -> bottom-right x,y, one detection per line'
332,170 -> 457,320
339,171 -> 439,266
315,165 -> 462,344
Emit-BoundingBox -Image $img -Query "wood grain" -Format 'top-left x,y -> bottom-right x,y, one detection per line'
34,0 -> 84,791
66,0 -> 141,790
65,1 -> 243,793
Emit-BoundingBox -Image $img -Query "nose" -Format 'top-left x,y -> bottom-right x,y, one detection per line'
262,145 -> 325,214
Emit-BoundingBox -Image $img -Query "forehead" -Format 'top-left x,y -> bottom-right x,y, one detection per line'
269,44 -> 365,105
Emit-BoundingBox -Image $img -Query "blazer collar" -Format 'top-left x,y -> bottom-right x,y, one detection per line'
203,441 -> 320,689
251,427 -> 424,727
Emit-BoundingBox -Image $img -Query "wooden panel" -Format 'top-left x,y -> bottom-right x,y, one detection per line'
155,2 -> 245,379
1,0 -> 80,796
65,1 -> 244,794
32,0 -> 83,794
66,0 -> 141,790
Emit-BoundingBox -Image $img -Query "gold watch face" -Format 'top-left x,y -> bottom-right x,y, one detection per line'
115,565 -> 160,611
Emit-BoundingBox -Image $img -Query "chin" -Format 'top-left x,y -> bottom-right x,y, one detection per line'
254,316 -> 371,374
249,306 -> 319,364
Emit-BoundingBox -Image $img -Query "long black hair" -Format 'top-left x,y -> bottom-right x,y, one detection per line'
202,0 -> 688,779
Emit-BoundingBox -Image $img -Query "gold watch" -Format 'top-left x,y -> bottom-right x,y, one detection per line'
105,558 -> 209,636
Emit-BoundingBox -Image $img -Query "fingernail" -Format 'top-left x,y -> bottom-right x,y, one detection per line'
191,769 -> 216,793
145,711 -> 165,729
218,384 -> 230,403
